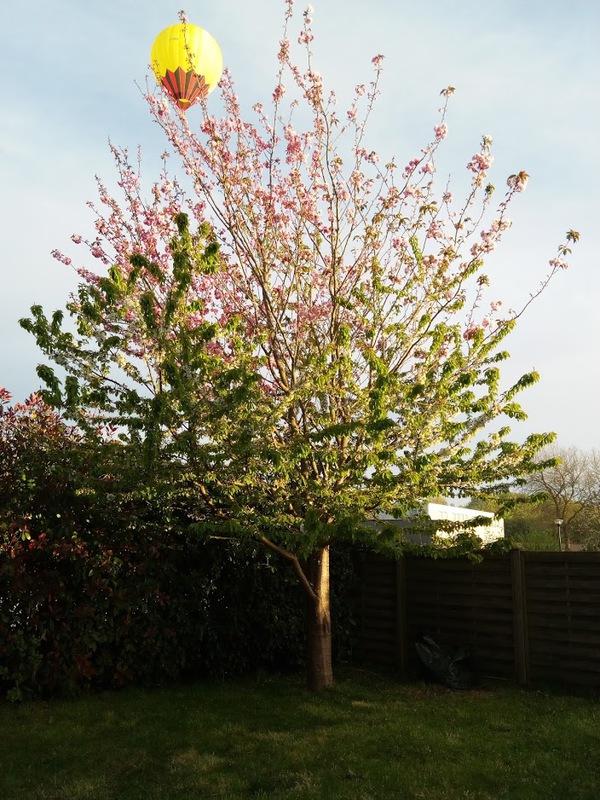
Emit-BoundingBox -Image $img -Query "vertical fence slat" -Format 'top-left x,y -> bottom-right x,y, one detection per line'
511,549 -> 529,685
395,557 -> 407,670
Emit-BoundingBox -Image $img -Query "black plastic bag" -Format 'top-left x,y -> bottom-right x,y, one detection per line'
415,635 -> 475,689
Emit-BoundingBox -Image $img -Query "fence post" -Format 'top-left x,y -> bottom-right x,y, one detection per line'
395,557 -> 408,671
511,549 -> 530,685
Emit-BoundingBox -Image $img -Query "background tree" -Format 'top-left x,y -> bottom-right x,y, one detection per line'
470,493 -> 560,551
22,2 -> 577,689
526,445 -> 600,549
471,446 -> 600,550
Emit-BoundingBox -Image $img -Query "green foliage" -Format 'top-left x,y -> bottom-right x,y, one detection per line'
0,397 -> 283,699
469,493 -> 560,551
0,522 -> 308,701
0,392 -> 363,699
20,211 -> 559,556
0,521 -> 357,700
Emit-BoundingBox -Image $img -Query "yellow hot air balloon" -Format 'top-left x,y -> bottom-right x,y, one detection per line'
151,23 -> 223,109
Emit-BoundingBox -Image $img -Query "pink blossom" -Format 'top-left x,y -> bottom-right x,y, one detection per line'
463,323 -> 481,341
549,258 -> 569,270
298,30 -> 314,45
336,182 -> 350,202
273,84 -> 286,102
427,221 -> 443,238
434,122 -> 448,140
51,249 -> 72,266
278,38 -> 291,64
284,124 -> 304,164
402,157 -> 420,179
71,234 -> 83,244
467,152 -> 493,173
371,54 -> 385,66
350,169 -> 364,188
506,171 -> 529,192
421,161 -> 435,174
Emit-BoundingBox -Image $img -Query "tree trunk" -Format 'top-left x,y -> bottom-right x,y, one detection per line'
305,545 -> 333,691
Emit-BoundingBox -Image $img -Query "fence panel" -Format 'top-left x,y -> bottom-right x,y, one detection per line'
523,552 -> 600,687
354,550 -> 600,689
404,555 -> 516,681
354,553 -> 399,668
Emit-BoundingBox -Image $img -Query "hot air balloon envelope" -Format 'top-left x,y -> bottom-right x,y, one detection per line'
151,23 -> 223,109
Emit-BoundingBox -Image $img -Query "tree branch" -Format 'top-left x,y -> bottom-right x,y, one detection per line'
260,535 -> 317,602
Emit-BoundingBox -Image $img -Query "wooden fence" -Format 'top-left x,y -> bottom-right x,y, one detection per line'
353,551 -> 600,688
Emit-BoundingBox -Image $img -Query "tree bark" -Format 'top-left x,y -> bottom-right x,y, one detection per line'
305,545 -> 333,691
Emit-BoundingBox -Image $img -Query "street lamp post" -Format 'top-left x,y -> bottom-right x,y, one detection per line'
555,518 -> 564,551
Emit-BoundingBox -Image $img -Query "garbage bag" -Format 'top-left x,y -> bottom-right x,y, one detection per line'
415,635 -> 475,689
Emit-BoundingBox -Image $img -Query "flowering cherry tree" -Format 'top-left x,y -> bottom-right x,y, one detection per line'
23,1 -> 578,689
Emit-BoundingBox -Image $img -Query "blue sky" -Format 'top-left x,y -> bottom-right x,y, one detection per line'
1,0 -> 598,448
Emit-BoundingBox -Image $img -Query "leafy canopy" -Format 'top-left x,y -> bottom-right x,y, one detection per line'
22,1 -> 577,556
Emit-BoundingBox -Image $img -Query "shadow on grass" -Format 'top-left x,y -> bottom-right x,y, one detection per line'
1,671 -> 599,800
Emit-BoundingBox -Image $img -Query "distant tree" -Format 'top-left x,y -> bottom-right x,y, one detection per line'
469,493 -> 558,550
526,446 -> 600,549
504,498 -> 559,551
21,2 -> 577,689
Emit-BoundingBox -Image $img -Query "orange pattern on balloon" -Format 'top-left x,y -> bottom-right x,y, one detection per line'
161,67 -> 209,108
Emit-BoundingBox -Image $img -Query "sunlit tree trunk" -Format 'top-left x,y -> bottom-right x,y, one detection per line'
305,545 -> 333,691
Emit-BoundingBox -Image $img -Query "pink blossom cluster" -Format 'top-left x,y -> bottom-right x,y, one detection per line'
506,171 -> 529,192
284,124 -> 305,164
273,83 -> 286,102
51,249 -> 72,267
463,322 -> 482,341
470,218 -> 512,257
434,122 -> 448,140
402,157 -> 421,180
549,258 -> 569,270
466,138 -> 494,189
467,152 -> 493,174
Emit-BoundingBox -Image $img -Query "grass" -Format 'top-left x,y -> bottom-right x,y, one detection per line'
1,670 -> 599,800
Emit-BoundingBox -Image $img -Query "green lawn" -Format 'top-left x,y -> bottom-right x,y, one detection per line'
1,671 -> 598,800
